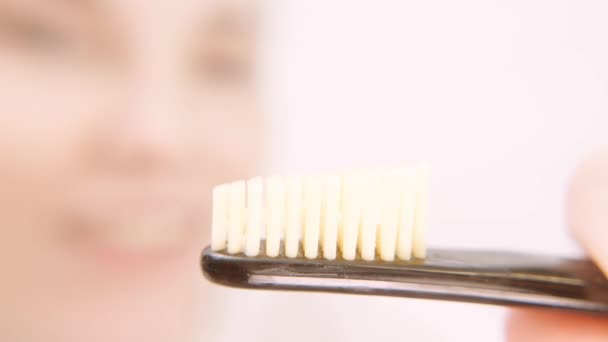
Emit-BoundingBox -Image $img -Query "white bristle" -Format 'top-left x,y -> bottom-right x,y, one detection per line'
397,167 -> 417,260
211,184 -> 229,251
245,177 -> 263,257
340,174 -> 363,261
265,176 -> 285,257
227,181 -> 246,254
303,177 -> 322,259
285,177 -> 303,258
413,165 -> 429,259
210,165 -> 429,262
321,175 -> 341,260
359,174 -> 380,261
378,171 -> 401,261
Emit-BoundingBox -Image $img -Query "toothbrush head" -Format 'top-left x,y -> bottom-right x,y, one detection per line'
210,164 -> 429,261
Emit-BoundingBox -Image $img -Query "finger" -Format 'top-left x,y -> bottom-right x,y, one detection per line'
507,309 -> 608,342
567,148 -> 608,276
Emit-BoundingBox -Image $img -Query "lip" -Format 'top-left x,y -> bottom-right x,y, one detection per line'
60,192 -> 205,271
82,231 -> 198,272
68,213 -> 203,274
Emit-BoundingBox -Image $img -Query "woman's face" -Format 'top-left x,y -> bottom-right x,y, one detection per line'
0,0 -> 261,340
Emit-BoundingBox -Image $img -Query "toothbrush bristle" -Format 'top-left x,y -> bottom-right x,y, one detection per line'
210,165 -> 429,261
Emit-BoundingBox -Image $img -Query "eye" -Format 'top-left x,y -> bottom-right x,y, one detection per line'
195,52 -> 252,85
1,14 -> 79,56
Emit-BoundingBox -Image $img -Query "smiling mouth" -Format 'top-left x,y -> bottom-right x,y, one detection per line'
58,193 -> 205,267
93,210 -> 189,248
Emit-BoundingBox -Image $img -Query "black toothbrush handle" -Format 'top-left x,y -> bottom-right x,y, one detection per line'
202,246 -> 608,314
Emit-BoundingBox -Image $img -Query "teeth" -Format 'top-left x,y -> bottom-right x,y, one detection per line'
103,213 -> 184,249
211,165 -> 429,261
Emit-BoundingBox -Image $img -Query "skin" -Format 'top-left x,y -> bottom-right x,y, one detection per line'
1,1 -> 604,341
508,149 -> 608,341
0,0 -> 261,341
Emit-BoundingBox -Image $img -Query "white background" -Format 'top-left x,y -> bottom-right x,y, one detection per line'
211,1 -> 608,341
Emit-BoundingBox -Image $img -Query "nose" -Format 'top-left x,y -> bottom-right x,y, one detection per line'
92,66 -> 188,176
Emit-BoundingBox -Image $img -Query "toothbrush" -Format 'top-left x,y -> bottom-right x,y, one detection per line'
201,166 -> 608,314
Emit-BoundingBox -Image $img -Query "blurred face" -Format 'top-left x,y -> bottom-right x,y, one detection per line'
0,0 -> 261,341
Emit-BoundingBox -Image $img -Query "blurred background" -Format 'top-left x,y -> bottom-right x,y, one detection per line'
0,0 -> 607,341
263,0 -> 608,256
220,0 -> 607,341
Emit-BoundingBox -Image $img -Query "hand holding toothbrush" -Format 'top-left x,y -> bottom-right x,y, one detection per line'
508,149 -> 608,341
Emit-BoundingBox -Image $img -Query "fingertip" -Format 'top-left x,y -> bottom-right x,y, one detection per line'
507,309 -> 608,342
505,310 -> 532,342
567,148 -> 608,275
